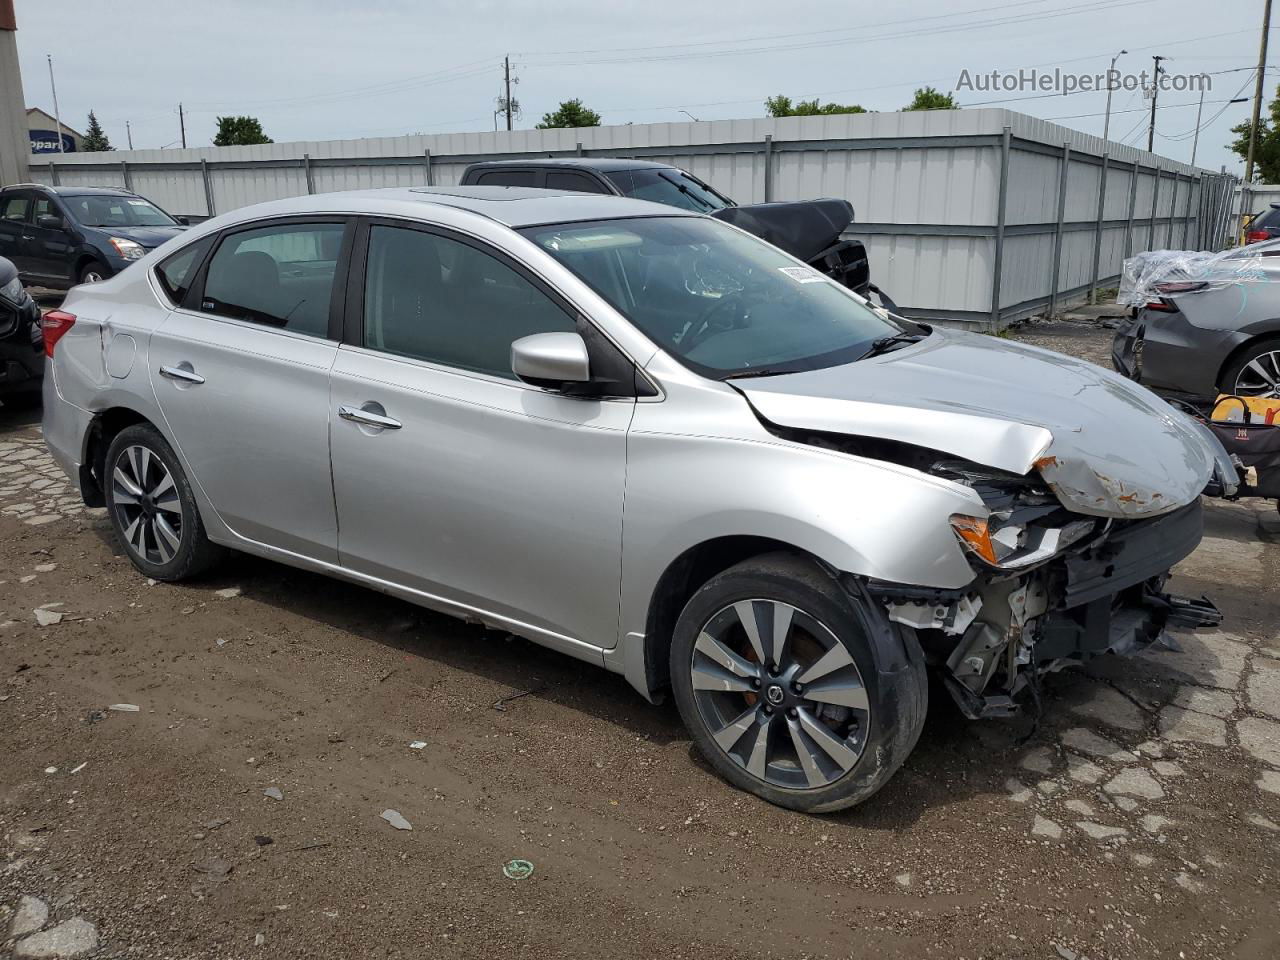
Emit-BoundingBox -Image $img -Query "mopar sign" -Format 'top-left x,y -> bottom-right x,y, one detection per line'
31,129 -> 76,154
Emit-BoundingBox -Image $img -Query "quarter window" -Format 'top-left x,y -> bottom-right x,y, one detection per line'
474,169 -> 538,187
155,236 -> 215,305
200,222 -> 344,336
362,225 -> 575,379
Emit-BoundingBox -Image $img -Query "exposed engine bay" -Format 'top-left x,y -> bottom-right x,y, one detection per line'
782,428 -> 1222,718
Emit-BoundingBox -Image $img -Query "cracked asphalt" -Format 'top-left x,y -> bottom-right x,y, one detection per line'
2,317 -> 1279,960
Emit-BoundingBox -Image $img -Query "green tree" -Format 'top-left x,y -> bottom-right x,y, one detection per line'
1230,84 -> 1280,183
81,110 -> 112,152
213,116 -> 273,146
904,86 -> 960,111
536,99 -> 602,129
765,95 -> 866,117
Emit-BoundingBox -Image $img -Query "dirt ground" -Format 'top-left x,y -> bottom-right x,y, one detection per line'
3,316 -> 1280,960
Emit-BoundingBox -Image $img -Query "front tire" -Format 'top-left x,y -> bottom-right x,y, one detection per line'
104,424 -> 223,580
670,553 -> 927,813
79,260 -> 110,284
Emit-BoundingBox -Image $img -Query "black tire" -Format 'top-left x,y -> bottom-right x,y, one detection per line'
79,260 -> 111,285
104,423 -> 224,581
1221,335 -> 1280,397
670,552 -> 927,814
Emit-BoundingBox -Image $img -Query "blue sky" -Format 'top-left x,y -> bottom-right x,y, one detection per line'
13,0 -> 1272,172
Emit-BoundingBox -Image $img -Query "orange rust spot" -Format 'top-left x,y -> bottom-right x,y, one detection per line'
1034,456 -> 1059,470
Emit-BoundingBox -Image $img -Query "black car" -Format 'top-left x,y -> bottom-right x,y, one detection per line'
1244,202 -> 1280,245
0,255 -> 44,403
0,184 -> 188,289
460,158 -> 887,303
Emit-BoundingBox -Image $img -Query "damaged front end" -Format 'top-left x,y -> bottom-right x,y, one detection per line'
867,463 -> 1220,719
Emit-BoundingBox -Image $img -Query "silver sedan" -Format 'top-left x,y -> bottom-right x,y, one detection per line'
43,187 -> 1228,811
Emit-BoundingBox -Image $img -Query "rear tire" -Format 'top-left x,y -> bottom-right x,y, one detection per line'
79,260 -> 110,284
104,423 -> 223,581
1221,335 -> 1280,398
670,552 -> 927,813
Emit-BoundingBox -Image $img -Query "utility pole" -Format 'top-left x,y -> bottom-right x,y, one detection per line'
179,102 -> 186,148
1147,55 -> 1165,152
46,54 -> 65,154
504,55 -> 512,131
126,120 -> 133,150
1102,48 -> 1127,142
1245,0 -> 1274,184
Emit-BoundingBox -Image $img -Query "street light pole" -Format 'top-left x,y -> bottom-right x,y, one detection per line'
46,54 -> 65,154
1102,48 -> 1127,142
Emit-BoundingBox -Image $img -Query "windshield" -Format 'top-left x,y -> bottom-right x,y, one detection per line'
604,169 -> 732,212
62,195 -> 177,228
522,216 -> 902,378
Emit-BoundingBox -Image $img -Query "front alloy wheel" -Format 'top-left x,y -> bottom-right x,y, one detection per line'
670,553 -> 928,813
691,600 -> 869,790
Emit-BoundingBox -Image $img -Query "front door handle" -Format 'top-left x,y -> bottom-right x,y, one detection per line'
338,403 -> 402,430
159,363 -> 205,385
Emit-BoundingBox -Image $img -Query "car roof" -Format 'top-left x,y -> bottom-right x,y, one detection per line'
204,186 -> 700,230
49,186 -> 139,197
466,157 -> 676,173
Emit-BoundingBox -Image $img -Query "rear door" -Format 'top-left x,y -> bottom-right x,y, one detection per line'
0,191 -> 32,271
150,218 -> 351,561
24,193 -> 76,285
328,218 -> 633,653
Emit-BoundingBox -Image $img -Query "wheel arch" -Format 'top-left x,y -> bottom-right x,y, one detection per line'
636,536 -> 831,702
1216,326 -> 1280,393
81,405 -> 158,506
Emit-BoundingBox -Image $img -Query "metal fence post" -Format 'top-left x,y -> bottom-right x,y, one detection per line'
1089,152 -> 1110,304
1182,176 -> 1196,249
1148,167 -> 1162,251
200,159 -> 215,217
1166,175 -> 1179,248
48,161 -> 59,186
423,149 -> 433,186
1048,141 -> 1071,318
763,134 -> 774,203
303,153 -> 315,194
120,160 -> 133,192
575,141 -> 584,157
989,125 -> 1012,328
1124,163 -> 1139,259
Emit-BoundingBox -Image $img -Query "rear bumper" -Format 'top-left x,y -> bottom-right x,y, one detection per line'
41,366 -> 93,498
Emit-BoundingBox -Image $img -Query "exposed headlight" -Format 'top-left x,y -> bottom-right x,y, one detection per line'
108,237 -> 146,261
951,513 -> 1096,570
0,275 -> 22,303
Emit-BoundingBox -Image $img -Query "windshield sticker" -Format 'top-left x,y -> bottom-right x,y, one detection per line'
126,199 -> 149,206
778,266 -> 827,284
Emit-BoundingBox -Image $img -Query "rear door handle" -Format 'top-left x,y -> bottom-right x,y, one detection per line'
159,363 -> 205,385
338,404 -> 402,430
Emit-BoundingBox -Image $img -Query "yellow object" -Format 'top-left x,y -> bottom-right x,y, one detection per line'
1212,394 -> 1280,423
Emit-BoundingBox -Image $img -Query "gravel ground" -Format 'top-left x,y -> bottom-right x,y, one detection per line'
2,318 -> 1279,960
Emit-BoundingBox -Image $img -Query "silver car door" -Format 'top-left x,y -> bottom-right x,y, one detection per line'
329,220 -> 633,657
149,218 -> 350,562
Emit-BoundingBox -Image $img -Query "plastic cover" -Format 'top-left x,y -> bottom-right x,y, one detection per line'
1118,239 -> 1280,307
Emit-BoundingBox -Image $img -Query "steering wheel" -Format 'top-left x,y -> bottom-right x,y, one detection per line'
683,293 -> 747,352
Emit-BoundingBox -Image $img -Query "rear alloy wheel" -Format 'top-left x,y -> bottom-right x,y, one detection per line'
104,424 -> 223,580
670,553 -> 927,813
1224,336 -> 1280,399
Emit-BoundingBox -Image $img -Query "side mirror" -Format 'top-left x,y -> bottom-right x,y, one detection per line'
36,214 -> 64,231
511,332 -> 591,390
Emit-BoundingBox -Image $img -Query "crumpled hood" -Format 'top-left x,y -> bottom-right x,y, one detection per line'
105,224 -> 188,248
732,329 -> 1216,518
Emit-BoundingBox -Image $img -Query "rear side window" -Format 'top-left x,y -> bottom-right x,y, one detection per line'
0,194 -> 29,222
155,236 -> 215,305
1253,207 -> 1280,229
546,171 -> 610,194
474,169 -> 538,187
200,222 -> 344,337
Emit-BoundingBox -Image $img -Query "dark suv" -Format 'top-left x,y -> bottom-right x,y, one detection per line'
0,184 -> 188,289
1244,202 -> 1280,245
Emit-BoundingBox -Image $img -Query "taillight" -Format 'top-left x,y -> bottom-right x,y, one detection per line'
41,310 -> 76,357
1143,301 -> 1175,312
1246,229 -> 1270,244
